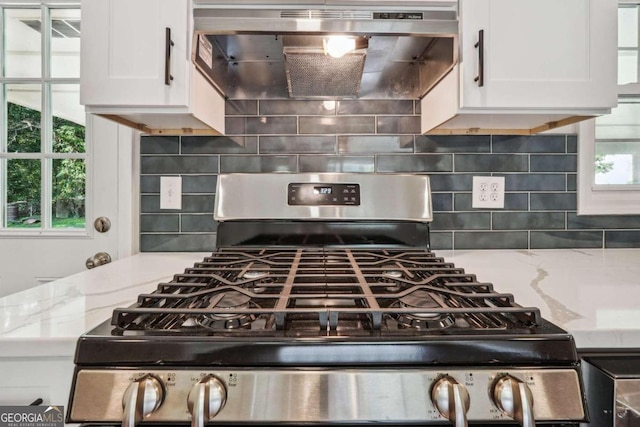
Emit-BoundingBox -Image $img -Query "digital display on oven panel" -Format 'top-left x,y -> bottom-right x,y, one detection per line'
314,186 -> 332,195
288,183 -> 360,206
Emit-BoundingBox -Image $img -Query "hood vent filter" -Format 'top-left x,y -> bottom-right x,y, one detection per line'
284,50 -> 365,98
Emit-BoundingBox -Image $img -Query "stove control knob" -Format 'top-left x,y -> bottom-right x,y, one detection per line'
430,376 -> 470,427
491,375 -> 535,427
187,375 -> 227,427
121,374 -> 164,427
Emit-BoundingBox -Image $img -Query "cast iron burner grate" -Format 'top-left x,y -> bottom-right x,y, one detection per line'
111,248 -> 541,336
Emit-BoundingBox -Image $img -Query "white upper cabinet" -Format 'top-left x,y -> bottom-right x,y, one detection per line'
422,0 -> 618,135
81,0 -> 224,135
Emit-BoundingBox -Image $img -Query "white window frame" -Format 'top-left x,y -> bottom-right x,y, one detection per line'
0,1 -> 88,236
578,1 -> 640,215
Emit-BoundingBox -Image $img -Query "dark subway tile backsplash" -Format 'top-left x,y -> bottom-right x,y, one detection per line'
140,175 -> 218,194
376,154 -> 453,173
430,232 -> 453,250
454,193 -> 529,211
141,195 -> 215,214
376,116 -> 421,134
140,234 -> 217,252
225,100 -> 258,116
530,193 -> 576,211
431,212 -> 491,231
220,155 -> 297,173
338,100 -> 413,115
428,174 -> 476,192
260,100 -> 335,116
530,231 -> 603,249
140,214 -> 180,233
182,176 -> 218,194
605,230 -> 640,248
455,154 -> 528,173
492,135 -> 567,153
299,155 -> 374,173
181,214 -> 218,233
415,135 -> 491,153
141,136 -> 180,154
226,116 -> 297,135
431,193 -> 454,212
530,155 -> 577,172
141,156 -> 219,175
492,212 -> 566,230
567,213 -> 640,230
181,136 -> 257,154
299,116 -> 375,134
338,135 -> 414,154
503,174 -> 567,191
260,136 -> 336,154
139,100 -> 640,251
454,231 -> 529,250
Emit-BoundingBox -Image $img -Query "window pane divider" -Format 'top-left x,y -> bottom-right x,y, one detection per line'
41,6 -> 52,228
0,78 -> 78,83
0,152 -> 86,159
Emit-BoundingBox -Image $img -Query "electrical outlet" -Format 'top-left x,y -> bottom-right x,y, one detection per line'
160,176 -> 182,210
472,176 -> 505,209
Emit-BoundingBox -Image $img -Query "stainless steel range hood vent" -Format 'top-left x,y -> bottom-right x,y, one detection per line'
193,6 -> 458,100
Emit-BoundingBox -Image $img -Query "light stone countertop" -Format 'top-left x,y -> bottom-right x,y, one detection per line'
1,249 -> 639,358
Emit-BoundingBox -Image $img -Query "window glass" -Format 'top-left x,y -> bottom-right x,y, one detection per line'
4,9 -> 42,77
619,50 -> 638,85
52,84 -> 85,153
595,98 -> 640,185
6,84 -> 42,153
51,9 -> 81,78
52,158 -> 85,228
7,159 -> 41,228
618,5 -> 640,85
619,6 -> 638,48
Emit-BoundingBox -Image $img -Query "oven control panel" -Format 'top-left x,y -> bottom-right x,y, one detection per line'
68,368 -> 585,425
288,183 -> 360,206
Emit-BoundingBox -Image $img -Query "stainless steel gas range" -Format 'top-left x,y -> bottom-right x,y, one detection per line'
67,173 -> 587,427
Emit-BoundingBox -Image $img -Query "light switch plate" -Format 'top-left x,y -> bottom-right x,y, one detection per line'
160,176 -> 182,210
472,176 -> 505,209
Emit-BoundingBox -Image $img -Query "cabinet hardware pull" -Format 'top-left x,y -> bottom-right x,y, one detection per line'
165,27 -> 174,86
474,29 -> 484,87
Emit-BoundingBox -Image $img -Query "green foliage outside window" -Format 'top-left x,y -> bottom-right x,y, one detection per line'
7,102 -> 86,228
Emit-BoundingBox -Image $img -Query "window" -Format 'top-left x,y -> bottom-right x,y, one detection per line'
578,2 -> 640,214
0,5 -> 85,231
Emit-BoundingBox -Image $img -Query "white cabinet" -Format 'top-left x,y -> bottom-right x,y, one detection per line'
422,0 -> 617,135
0,356 -> 74,408
81,0 -> 224,135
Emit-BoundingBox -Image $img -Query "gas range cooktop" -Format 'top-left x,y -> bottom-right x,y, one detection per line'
111,248 -> 543,337
67,174 -> 587,427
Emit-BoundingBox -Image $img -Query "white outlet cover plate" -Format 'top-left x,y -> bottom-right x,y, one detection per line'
160,176 -> 182,210
472,176 -> 505,209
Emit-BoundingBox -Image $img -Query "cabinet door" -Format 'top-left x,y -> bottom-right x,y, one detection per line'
80,0 -> 189,108
459,0 -> 617,110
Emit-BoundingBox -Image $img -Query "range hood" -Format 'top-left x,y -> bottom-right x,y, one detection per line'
192,5 -> 458,100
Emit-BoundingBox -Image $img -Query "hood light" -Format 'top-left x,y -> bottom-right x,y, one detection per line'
324,36 -> 357,58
